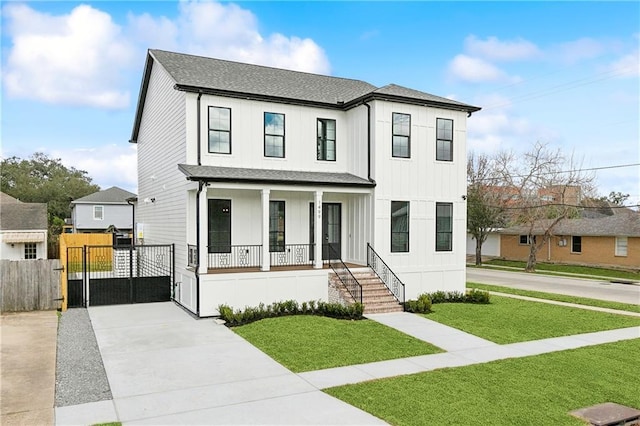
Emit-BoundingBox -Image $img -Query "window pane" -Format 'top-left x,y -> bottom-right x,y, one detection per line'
209,131 -> 230,154
393,113 -> 410,136
265,113 -> 284,135
616,237 -> 628,256
393,136 -> 409,158
391,201 -> 409,252
317,119 -> 336,161
265,135 -> 284,157
436,139 -> 452,161
269,201 -> 285,252
572,236 -> 582,253
436,203 -> 453,251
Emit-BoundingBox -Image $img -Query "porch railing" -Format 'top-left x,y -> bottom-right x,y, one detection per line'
327,244 -> 362,304
367,243 -> 405,306
270,244 -> 314,267
208,245 -> 261,269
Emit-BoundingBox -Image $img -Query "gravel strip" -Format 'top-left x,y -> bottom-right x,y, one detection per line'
55,308 -> 112,407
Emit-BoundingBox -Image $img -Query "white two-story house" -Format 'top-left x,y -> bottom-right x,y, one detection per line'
130,49 -> 480,317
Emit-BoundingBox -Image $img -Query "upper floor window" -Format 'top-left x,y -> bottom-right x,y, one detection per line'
392,113 -> 410,158
208,199 -> 231,253
93,205 -> 104,220
264,112 -> 285,158
436,202 -> 453,251
571,236 -> 582,253
436,118 -> 453,161
25,243 -> 37,259
209,107 -> 231,154
269,201 -> 285,252
391,201 -> 410,252
317,119 -> 336,161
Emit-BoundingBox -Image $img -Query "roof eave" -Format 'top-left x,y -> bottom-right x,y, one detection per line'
344,93 -> 482,114
182,174 -> 376,188
130,51 -> 156,144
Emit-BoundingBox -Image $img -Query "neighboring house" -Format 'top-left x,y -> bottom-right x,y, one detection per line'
466,231 -> 501,258
130,49 -> 481,316
70,187 -> 136,239
0,192 -> 48,260
499,209 -> 640,269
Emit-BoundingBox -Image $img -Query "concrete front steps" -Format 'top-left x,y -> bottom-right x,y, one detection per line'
330,269 -> 403,314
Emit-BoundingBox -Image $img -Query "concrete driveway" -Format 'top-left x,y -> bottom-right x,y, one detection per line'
55,302 -> 385,425
1,310 -> 58,426
467,268 -> 640,305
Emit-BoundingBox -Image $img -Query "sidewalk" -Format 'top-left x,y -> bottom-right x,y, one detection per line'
1,310 -> 58,426
298,312 -> 640,389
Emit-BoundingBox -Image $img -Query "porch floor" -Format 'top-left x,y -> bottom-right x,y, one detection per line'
207,262 -> 365,274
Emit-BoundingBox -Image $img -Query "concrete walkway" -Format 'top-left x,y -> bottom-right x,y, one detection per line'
1,310 -> 58,426
299,312 -> 640,389
54,303 -> 385,425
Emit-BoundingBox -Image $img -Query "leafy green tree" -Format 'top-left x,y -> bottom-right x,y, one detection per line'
602,191 -> 629,206
1,152 -> 100,232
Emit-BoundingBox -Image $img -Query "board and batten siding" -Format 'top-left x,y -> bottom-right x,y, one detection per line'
136,59 -> 189,303
369,100 -> 468,297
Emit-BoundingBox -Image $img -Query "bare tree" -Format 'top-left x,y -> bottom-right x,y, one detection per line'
495,142 -> 595,272
467,152 -> 506,266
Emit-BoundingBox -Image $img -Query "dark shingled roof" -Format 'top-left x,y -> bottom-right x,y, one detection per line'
178,164 -> 375,188
500,209 -> 640,237
72,186 -> 137,204
0,201 -> 48,231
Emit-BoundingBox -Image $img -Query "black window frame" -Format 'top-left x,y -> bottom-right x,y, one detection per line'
391,201 -> 410,253
392,112 -> 411,158
435,202 -> 453,252
519,235 -> 528,245
436,118 -> 454,162
269,201 -> 285,252
208,199 -> 231,253
317,118 -> 336,161
24,243 -> 37,259
264,112 -> 285,158
208,106 -> 231,154
571,235 -> 582,253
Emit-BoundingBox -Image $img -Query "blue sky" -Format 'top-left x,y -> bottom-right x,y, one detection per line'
2,1 -> 639,204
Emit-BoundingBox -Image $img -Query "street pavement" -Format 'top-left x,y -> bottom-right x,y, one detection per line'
467,267 -> 640,305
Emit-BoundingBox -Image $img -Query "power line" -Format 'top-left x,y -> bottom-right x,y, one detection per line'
470,162 -> 640,183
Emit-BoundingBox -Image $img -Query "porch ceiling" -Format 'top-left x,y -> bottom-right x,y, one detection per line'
178,164 -> 376,188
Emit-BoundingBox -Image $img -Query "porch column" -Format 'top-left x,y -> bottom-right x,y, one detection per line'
198,185 -> 208,274
314,190 -> 323,269
261,189 -> 270,271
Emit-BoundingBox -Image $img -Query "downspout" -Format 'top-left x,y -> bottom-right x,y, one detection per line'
364,102 -> 372,181
197,92 -> 203,166
195,180 -> 204,316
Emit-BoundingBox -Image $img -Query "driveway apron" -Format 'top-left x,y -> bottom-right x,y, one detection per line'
55,302 -> 385,425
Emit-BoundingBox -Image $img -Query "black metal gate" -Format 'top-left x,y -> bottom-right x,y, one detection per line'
67,246 -> 85,308
66,244 -> 174,307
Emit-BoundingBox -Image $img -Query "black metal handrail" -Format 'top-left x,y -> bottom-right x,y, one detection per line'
270,243 -> 314,267
367,243 -> 405,306
327,244 -> 362,304
208,245 -> 261,269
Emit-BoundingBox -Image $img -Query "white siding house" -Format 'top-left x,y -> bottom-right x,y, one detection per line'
130,49 -> 481,317
0,192 -> 48,260
71,187 -> 136,235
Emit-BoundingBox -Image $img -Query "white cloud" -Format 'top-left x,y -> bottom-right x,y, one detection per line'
128,0 -> 330,74
3,4 -> 134,109
607,49 -> 640,78
448,54 -> 513,83
51,145 -> 138,194
553,37 -> 606,64
464,35 -> 540,61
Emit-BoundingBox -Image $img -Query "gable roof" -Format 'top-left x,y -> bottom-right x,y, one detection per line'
178,164 -> 375,188
71,187 -> 137,204
500,209 -> 640,238
131,49 -> 481,143
0,192 -> 20,204
0,202 -> 48,231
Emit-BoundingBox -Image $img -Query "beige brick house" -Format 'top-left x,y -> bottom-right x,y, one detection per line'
499,209 -> 640,270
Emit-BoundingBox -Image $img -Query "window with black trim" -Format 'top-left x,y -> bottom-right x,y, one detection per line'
24,243 -> 36,259
571,236 -> 582,253
436,202 -> 453,251
208,106 -> 231,154
208,199 -> 231,253
269,201 -> 285,252
436,118 -> 453,161
392,112 -> 410,158
391,201 -> 409,252
317,119 -> 336,161
264,112 -> 285,158
519,235 -> 536,245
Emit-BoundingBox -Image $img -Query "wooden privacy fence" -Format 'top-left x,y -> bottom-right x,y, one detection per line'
0,259 -> 62,312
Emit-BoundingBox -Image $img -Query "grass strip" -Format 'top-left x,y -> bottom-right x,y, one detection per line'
467,282 -> 640,314
482,259 -> 640,280
326,338 -> 640,425
233,315 -> 442,372
424,295 -> 640,344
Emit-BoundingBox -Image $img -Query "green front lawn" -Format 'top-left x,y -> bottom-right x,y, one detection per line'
232,315 -> 442,372
468,282 -> 640,314
326,338 -> 640,425
482,259 -> 640,280
425,295 -> 640,344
